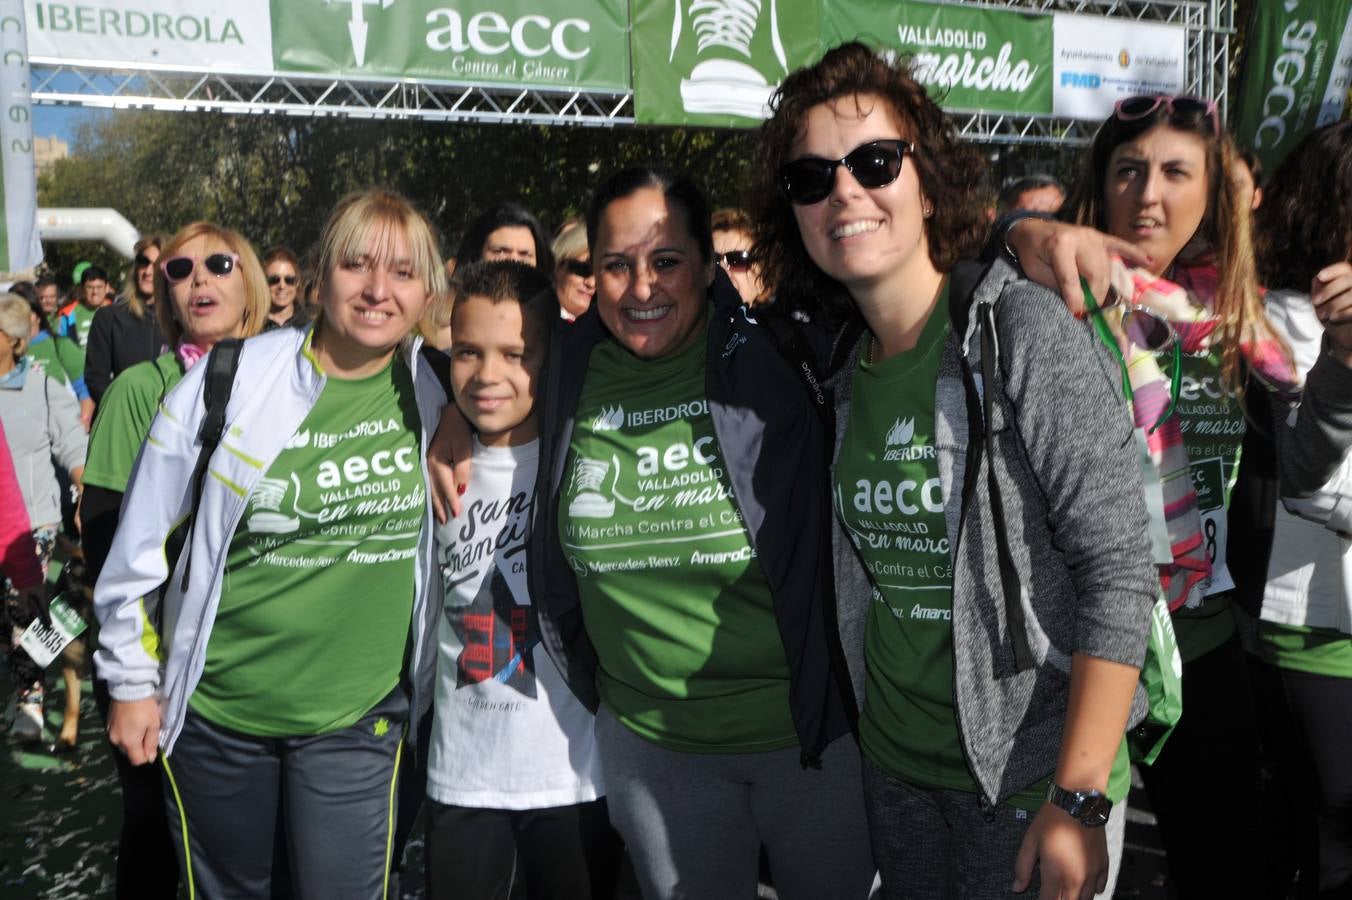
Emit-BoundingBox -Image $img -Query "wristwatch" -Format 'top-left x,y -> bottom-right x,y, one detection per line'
1045,783 -> 1112,827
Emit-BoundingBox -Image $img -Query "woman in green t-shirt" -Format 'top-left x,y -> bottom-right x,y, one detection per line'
96,192 -> 448,899
1248,121 -> 1352,896
81,221 -> 269,900
749,43 -> 1158,898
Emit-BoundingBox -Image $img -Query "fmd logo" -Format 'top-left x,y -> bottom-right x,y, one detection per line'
1060,71 -> 1101,89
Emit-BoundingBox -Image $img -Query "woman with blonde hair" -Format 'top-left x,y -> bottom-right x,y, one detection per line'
86,233 -> 167,403
94,194 -> 448,899
81,221 -> 267,900
551,222 -> 594,321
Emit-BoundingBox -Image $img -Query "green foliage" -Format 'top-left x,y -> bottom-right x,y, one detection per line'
37,109 -> 758,276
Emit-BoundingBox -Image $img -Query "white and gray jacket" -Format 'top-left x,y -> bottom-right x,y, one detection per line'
93,327 -> 444,754
1258,289 -> 1352,632
0,356 -> 86,527
826,260 -> 1158,807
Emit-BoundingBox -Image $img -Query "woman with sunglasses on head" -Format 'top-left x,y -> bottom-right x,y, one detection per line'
750,43 -> 1158,898
79,222 -> 268,900
551,223 -> 595,321
93,194 -> 447,899
712,208 -> 769,305
262,245 -> 310,332
85,234 -> 168,405
1237,120 -> 1352,898
1056,92 -> 1301,897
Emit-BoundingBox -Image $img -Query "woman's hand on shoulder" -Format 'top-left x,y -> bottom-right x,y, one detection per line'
428,403 -> 474,522
1007,218 -> 1153,315
1313,262 -> 1352,366
1013,802 -> 1109,900
107,697 -> 161,766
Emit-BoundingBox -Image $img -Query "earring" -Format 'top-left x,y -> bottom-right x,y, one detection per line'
923,203 -> 934,218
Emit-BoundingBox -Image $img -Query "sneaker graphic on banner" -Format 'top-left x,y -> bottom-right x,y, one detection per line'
671,0 -> 789,118
568,456 -> 618,519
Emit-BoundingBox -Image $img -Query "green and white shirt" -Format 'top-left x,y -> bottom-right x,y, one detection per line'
559,327 -> 796,753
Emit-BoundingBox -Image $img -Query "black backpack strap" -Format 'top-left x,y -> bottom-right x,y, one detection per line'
758,308 -> 831,426
976,304 -> 1034,672
167,339 -> 244,593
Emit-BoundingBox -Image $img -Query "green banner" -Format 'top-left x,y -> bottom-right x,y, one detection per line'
631,0 -> 821,127
1235,0 -> 1352,171
271,0 -> 629,91
825,1 -> 1052,115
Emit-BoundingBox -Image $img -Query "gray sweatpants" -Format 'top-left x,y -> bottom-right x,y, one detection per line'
161,687 -> 409,900
595,706 -> 875,900
862,756 -> 1125,899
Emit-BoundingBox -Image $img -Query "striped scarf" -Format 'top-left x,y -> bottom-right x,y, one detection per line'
1107,259 -> 1297,610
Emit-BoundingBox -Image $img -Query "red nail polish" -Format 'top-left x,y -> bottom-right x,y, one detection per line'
457,484 -> 467,495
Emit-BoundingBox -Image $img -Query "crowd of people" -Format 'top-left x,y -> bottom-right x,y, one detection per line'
1,40 -> 1350,900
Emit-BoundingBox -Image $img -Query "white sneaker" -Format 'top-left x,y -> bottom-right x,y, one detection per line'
10,686 -> 43,742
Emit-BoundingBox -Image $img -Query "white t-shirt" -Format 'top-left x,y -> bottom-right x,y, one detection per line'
427,436 -> 603,809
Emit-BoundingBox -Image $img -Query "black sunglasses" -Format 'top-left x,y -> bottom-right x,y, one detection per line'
267,274 -> 299,286
779,139 -> 915,205
134,253 -> 154,268
161,253 -> 239,283
714,250 -> 752,272
561,259 -> 592,279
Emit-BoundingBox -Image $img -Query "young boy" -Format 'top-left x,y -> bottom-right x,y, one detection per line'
425,260 -> 606,900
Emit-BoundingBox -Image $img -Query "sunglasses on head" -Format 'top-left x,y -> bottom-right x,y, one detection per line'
267,274 -> 299,286
1085,282 -> 1181,433
1112,95 -> 1220,137
779,139 -> 915,206
714,250 -> 752,272
161,252 -> 240,283
562,258 -> 592,279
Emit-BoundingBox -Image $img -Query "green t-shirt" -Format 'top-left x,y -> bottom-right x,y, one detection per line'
60,303 -> 98,347
839,287 -> 1128,810
1258,623 -> 1352,677
84,352 -> 184,493
559,324 -> 796,753
189,355 -> 424,736
1172,348 -> 1246,662
27,333 -> 84,389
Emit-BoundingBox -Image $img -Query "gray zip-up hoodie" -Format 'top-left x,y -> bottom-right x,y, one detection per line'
826,259 -> 1158,807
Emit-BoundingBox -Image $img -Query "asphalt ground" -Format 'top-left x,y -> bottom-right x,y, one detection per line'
1,666 -> 1178,900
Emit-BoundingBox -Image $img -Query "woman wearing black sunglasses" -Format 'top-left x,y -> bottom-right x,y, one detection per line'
1058,92 -> 1302,899
750,42 -> 1158,899
79,221 -> 269,900
85,234 -> 168,405
262,245 -> 310,332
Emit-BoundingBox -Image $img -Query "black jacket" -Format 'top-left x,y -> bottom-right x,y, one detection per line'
85,301 -> 167,403
527,270 -> 854,765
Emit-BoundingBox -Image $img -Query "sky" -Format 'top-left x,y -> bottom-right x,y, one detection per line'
34,104 -> 111,149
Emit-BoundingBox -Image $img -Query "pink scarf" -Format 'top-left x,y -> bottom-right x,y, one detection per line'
176,341 -> 208,370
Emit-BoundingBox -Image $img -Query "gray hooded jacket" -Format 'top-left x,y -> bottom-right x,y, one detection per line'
826,259 -> 1158,807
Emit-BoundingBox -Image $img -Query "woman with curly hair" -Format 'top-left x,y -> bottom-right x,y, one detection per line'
749,42 -> 1157,898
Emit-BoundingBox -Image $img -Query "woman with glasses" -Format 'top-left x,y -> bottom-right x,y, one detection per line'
262,245 -> 310,331
85,235 -> 167,405
551,223 -> 595,321
80,222 -> 268,900
749,43 -> 1158,898
1057,92 -> 1300,898
712,208 -> 768,305
94,193 -> 446,899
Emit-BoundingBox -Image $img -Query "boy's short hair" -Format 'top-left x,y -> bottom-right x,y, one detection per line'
451,260 -> 558,343
81,265 -> 109,284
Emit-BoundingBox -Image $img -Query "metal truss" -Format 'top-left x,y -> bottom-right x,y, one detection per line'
29,0 -> 1231,146
30,63 -> 635,126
